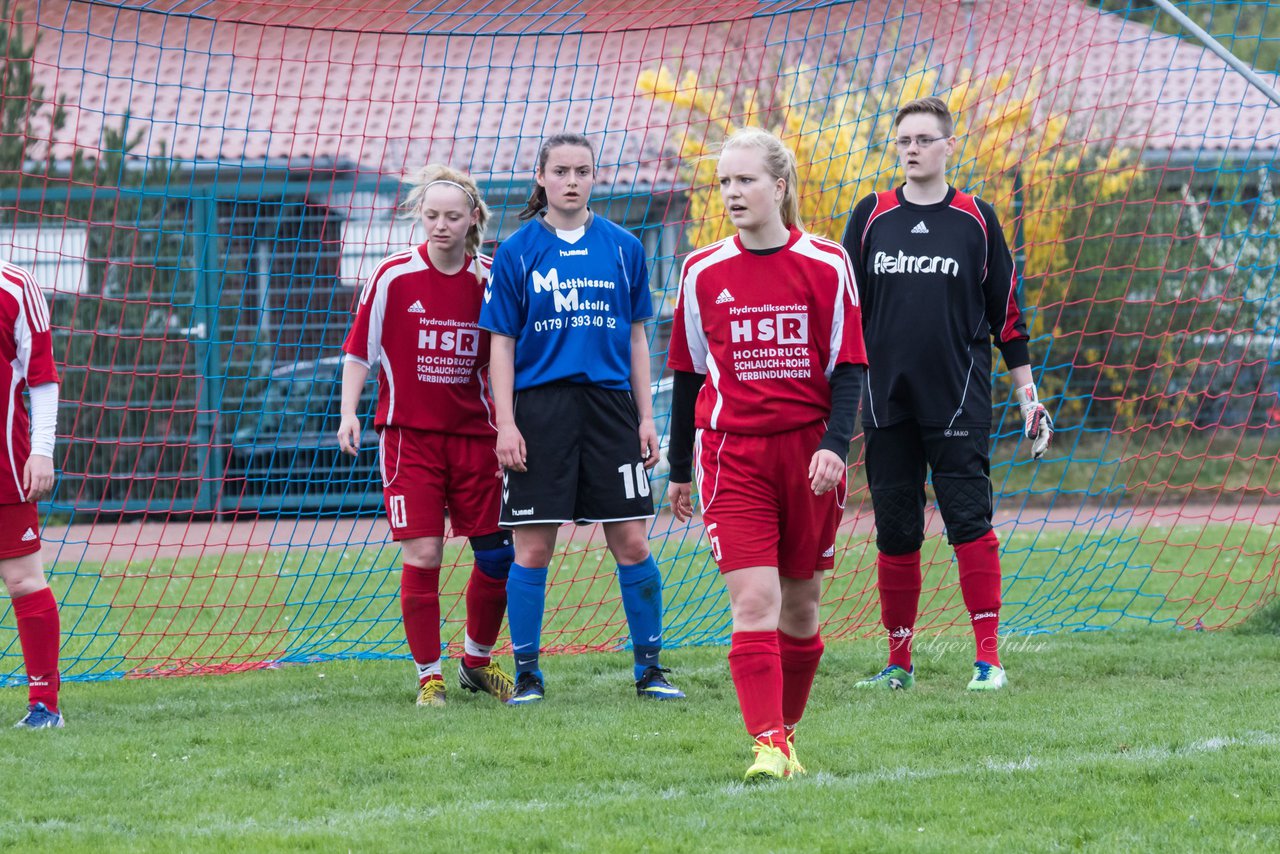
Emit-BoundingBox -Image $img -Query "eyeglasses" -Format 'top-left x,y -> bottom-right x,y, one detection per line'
891,135 -> 946,149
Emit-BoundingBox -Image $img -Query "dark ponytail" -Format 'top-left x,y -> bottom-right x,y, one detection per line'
518,132 -> 596,221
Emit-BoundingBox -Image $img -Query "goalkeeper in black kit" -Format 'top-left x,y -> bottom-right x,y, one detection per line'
841,96 -> 1054,691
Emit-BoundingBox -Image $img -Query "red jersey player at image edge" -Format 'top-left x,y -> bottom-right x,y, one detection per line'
0,259 -> 64,729
841,95 -> 1054,694
338,164 -> 516,707
666,127 -> 868,782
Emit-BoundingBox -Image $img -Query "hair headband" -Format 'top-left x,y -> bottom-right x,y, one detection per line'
424,180 -> 477,210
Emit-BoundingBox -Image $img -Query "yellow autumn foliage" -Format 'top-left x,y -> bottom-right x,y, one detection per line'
637,61 -> 1140,299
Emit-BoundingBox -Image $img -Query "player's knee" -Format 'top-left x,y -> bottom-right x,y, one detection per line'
871,486 -> 925,556
400,537 -> 444,568
730,583 -> 780,630
933,476 -> 993,546
470,531 -> 514,580
779,593 -> 820,635
605,526 -> 651,566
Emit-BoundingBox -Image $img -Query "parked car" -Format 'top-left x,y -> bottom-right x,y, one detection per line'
224,360 -> 679,515
223,356 -> 382,514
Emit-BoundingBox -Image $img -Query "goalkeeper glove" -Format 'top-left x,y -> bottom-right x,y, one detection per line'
1014,383 -> 1053,460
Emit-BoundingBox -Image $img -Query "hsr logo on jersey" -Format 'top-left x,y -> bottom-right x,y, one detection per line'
407,300 -> 426,314
729,312 -> 808,345
418,327 -> 480,357
873,250 -> 959,276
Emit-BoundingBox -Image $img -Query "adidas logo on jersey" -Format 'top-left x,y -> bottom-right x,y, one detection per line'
911,220 -> 929,234
21,528 -> 37,542
715,288 -> 735,304
407,300 -> 426,314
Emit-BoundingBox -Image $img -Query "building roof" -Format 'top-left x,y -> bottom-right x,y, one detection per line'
26,0 -> 1280,189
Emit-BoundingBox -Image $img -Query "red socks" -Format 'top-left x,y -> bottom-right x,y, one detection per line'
877,551 -> 921,670
728,631 -> 787,753
955,531 -> 1002,667
778,630 -> 824,730
13,587 -> 60,712
400,563 -> 441,672
463,566 -> 507,669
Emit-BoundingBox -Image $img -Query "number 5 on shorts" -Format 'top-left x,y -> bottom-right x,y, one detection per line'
705,522 -> 722,561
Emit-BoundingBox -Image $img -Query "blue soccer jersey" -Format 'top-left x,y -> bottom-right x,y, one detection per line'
479,212 -> 653,391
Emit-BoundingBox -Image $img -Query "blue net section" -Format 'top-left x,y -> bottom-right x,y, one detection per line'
0,0 -> 1276,682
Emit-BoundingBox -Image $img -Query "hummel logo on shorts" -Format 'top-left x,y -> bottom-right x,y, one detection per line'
407,300 -> 426,314
21,528 -> 37,542
715,288 -> 734,304
911,220 -> 929,234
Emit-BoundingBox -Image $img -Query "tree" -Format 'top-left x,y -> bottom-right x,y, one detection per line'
0,0 -> 65,185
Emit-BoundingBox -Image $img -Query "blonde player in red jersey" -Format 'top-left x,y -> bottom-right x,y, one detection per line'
0,260 -> 63,728
667,128 -> 867,781
339,164 -> 515,707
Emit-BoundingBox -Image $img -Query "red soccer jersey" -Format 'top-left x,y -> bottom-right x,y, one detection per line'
342,244 -> 495,437
0,261 -> 59,504
667,227 -> 867,435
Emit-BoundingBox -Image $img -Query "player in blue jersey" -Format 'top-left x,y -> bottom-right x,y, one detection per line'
479,132 -> 684,705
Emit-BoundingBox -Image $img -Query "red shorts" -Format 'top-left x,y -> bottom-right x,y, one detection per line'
695,423 -> 845,578
379,427 -> 502,541
0,502 -> 41,560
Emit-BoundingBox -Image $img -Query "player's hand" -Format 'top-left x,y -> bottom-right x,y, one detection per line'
336,414 -> 362,457
668,481 -> 694,522
638,417 -> 660,470
808,448 -> 845,495
496,422 -> 527,472
1015,383 -> 1053,460
23,454 -> 54,503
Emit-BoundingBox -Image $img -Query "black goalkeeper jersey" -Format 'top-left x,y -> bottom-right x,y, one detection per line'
842,186 -> 1030,430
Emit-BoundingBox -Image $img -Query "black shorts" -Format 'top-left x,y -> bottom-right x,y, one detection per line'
864,419 -> 994,548
501,383 -> 655,526
863,420 -> 991,489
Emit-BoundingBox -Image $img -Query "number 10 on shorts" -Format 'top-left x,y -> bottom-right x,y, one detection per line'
617,463 -> 651,500
389,494 -> 408,528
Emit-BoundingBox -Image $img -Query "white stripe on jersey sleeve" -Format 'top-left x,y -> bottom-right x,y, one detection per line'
681,238 -> 739,429
792,234 -> 856,379
1,262 -> 51,333
1,279 -> 37,387
358,249 -> 419,372
678,238 -> 738,374
21,271 -> 51,333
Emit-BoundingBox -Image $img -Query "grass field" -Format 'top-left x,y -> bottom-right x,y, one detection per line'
1,613 -> 1278,852
1,514 -> 1276,850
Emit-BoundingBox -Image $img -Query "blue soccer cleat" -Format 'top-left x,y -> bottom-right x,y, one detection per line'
635,665 -> 686,700
506,671 -> 545,706
14,702 -> 63,729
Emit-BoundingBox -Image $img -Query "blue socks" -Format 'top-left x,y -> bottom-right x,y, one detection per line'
617,557 -> 664,680
506,563 -> 547,677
